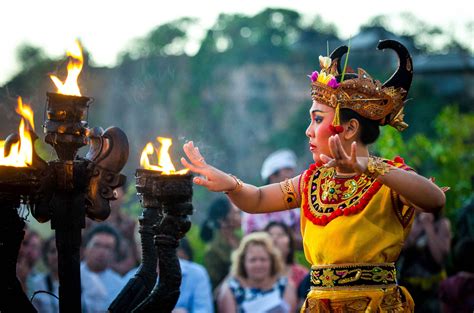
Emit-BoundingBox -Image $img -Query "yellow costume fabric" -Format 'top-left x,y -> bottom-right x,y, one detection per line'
299,159 -> 415,312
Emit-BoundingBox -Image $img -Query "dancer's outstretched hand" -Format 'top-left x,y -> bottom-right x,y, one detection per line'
319,134 -> 368,174
181,141 -> 238,192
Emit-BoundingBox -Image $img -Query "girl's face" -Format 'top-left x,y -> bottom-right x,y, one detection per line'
267,225 -> 290,260
305,101 -> 335,162
244,243 -> 272,282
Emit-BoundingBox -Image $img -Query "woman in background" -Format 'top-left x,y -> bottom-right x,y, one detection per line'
217,232 -> 297,313
264,221 -> 308,287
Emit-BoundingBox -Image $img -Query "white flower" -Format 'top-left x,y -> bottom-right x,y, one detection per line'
319,56 -> 332,69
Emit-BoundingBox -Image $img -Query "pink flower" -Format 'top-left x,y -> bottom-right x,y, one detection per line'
327,77 -> 339,89
308,71 -> 319,82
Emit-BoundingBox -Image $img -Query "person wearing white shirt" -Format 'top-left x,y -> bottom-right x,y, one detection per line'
81,224 -> 126,313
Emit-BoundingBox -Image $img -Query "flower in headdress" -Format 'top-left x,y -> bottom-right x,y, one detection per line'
327,77 -> 339,89
309,71 -> 319,82
319,56 -> 332,70
317,71 -> 334,85
309,56 -> 339,88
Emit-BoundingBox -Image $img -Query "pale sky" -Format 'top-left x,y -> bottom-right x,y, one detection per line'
0,0 -> 472,85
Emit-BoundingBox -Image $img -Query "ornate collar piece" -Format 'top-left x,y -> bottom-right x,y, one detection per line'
302,157 -> 407,226
302,164 -> 380,226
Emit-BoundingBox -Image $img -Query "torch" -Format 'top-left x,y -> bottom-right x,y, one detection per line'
33,40 -> 128,313
110,137 -> 193,313
0,40 -> 129,312
0,98 -> 46,313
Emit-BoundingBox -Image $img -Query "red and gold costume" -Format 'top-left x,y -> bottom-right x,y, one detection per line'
299,159 -> 415,312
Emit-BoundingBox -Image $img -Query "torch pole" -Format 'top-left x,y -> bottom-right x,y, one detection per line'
131,170 -> 193,313
44,93 -> 91,313
0,196 -> 37,313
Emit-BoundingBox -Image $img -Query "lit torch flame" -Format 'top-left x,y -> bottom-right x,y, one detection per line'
140,137 -> 189,175
50,39 -> 83,96
0,97 -> 35,167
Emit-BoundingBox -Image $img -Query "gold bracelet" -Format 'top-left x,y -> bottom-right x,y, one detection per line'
223,174 -> 244,194
280,178 -> 299,209
365,156 -> 391,178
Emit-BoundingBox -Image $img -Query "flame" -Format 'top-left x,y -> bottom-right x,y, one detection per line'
0,97 -> 35,167
140,137 -> 189,175
50,39 -> 83,96
15,97 -> 35,130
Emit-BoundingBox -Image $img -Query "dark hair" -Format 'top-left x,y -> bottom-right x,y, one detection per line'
83,224 -> 121,254
200,197 -> 232,242
264,221 -> 295,265
339,108 -> 380,145
178,237 -> 194,261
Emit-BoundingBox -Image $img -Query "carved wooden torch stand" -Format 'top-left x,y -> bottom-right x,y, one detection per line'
0,92 -> 129,313
110,170 -> 193,313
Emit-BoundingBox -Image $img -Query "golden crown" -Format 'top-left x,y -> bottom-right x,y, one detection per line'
310,40 -> 413,131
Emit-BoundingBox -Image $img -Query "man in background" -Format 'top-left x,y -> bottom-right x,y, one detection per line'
241,149 -> 301,244
81,224 -> 125,313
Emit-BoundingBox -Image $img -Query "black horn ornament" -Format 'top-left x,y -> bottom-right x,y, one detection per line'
377,39 -> 413,99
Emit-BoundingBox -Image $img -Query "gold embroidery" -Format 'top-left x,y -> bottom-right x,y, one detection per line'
342,179 -> 357,199
280,178 -> 298,209
321,180 -> 342,201
302,287 -> 411,311
310,263 -> 397,288
307,167 -> 377,215
320,268 -> 339,287
365,156 -> 391,178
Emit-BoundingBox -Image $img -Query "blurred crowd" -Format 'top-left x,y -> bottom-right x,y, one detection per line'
16,149 -> 474,313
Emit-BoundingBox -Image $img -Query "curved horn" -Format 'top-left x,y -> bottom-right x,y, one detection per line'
330,45 -> 348,75
377,39 -> 413,100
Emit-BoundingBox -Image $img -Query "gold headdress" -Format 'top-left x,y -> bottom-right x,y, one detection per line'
310,40 -> 413,132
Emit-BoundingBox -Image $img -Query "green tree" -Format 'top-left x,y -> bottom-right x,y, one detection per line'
121,17 -> 197,60
16,43 -> 47,70
375,106 -> 474,217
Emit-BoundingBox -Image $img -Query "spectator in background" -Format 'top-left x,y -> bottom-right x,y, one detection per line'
81,224 -> 125,313
201,197 -> 242,291
398,210 -> 451,313
173,238 -> 214,313
111,237 -> 139,277
264,221 -> 308,287
85,185 -> 139,278
217,232 -> 296,313
177,236 -> 194,261
17,228 -> 42,295
31,236 -> 59,313
241,149 -> 301,245
439,238 -> 474,312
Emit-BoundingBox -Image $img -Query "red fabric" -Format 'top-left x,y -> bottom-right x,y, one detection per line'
289,264 -> 309,287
